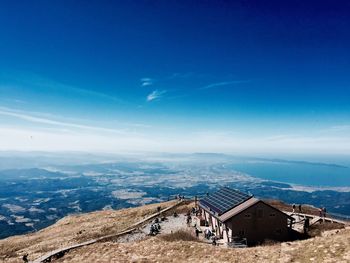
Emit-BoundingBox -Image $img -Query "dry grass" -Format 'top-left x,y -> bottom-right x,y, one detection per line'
161,230 -> 199,242
261,239 -> 280,247
55,227 -> 350,263
1,199 -> 349,263
308,222 -> 345,237
279,227 -> 350,262
0,200 -> 182,262
57,237 -> 281,263
161,200 -> 194,216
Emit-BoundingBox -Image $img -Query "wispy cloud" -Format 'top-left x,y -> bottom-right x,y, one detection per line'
140,78 -> 153,87
1,73 -> 125,104
0,107 -> 127,134
1,98 -> 26,104
146,90 -> 166,102
329,125 -> 350,132
199,80 -> 250,90
43,81 -> 125,104
167,72 -> 194,80
318,125 -> 350,135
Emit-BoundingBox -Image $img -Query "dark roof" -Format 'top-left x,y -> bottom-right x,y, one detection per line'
199,187 -> 253,216
219,198 -> 295,222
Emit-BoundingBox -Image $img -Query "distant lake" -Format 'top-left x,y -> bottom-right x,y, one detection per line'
228,161 -> 350,187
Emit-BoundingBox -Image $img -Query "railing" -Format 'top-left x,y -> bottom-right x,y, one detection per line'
327,212 -> 350,222
167,193 -> 208,200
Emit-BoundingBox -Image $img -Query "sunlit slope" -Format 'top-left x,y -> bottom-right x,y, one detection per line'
0,200 -> 349,263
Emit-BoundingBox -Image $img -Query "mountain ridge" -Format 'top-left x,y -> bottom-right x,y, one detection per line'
0,199 -> 349,263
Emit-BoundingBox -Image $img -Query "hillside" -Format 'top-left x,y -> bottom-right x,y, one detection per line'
0,200 -> 349,263
58,227 -> 350,263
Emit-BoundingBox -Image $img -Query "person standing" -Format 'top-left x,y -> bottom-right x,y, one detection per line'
298,204 -> 302,213
212,236 -> 217,246
304,218 -> 310,234
195,228 -> 200,238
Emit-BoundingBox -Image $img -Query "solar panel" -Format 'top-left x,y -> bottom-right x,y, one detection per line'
200,187 -> 252,215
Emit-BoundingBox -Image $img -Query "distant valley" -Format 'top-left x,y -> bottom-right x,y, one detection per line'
0,153 -> 349,239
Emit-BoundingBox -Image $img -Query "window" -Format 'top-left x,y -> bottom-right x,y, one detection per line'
269,213 -> 276,217
257,209 -> 264,218
244,213 -> 251,219
275,229 -> 282,235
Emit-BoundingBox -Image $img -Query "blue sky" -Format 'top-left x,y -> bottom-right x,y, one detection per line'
0,0 -> 350,154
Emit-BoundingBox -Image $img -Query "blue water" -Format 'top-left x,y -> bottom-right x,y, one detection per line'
229,161 -> 350,187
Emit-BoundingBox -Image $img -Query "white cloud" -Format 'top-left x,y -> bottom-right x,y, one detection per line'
200,80 -> 249,90
141,78 -> 153,87
1,107 -> 349,154
146,90 -> 166,102
0,107 -> 127,134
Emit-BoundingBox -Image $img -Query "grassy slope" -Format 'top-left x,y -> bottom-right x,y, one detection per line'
57,227 -> 350,263
0,200 -> 348,263
0,200 -> 192,262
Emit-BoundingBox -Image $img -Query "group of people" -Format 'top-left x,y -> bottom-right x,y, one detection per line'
292,203 -> 303,213
188,207 -> 218,246
149,218 -> 161,236
186,207 -> 201,226
193,220 -> 217,245
175,194 -> 185,200
204,229 -> 218,246
293,204 -> 327,218
149,223 -> 161,236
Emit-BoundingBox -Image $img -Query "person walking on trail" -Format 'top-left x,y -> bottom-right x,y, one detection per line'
22,253 -> 28,263
292,204 -> 296,213
298,204 -> 302,213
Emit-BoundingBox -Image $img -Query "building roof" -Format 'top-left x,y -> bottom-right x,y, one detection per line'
219,197 -> 260,221
219,198 -> 294,222
199,187 -> 253,216
200,187 -> 294,222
